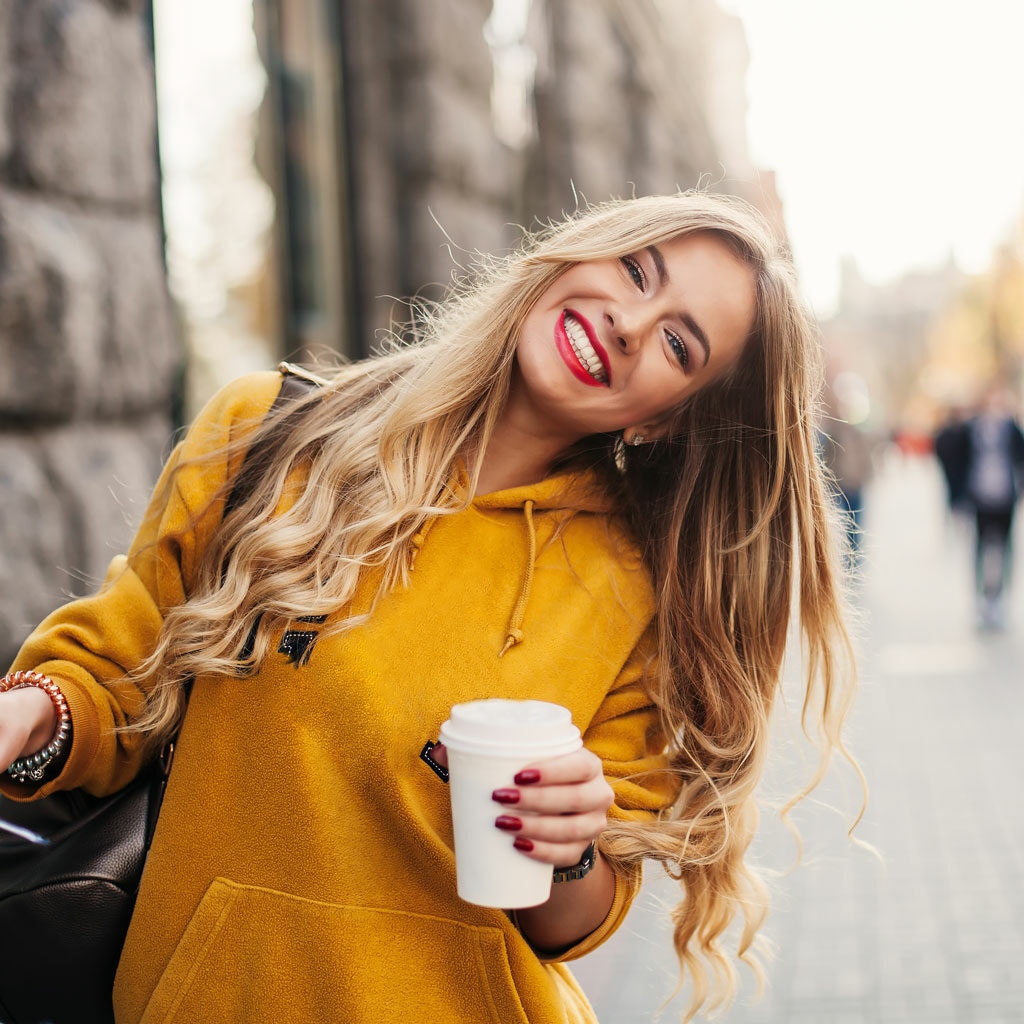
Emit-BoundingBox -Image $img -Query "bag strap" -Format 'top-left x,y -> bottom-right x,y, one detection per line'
224,363 -> 324,516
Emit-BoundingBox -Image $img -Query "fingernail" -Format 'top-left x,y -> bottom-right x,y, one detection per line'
495,815 -> 522,831
492,789 -> 520,804
513,837 -> 534,852
514,769 -> 541,785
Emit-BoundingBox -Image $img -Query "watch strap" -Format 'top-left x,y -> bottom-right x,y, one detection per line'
552,841 -> 597,883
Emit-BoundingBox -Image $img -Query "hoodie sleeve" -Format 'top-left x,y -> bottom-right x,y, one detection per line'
0,372 -> 285,802
514,625 -> 679,963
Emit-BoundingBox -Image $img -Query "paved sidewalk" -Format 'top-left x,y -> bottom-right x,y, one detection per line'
573,451 -> 1024,1023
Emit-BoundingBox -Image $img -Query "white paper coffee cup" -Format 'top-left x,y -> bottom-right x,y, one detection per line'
439,699 -> 583,908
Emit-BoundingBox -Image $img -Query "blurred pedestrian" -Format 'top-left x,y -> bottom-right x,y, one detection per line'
949,386 -> 1024,629
0,193 -> 860,1023
933,405 -> 971,518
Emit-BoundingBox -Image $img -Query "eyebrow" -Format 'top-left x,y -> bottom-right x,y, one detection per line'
646,245 -> 712,368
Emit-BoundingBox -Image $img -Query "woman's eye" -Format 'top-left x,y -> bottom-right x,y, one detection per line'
621,255 -> 645,290
667,332 -> 689,370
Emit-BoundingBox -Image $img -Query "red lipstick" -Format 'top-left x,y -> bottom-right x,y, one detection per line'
554,310 -> 611,387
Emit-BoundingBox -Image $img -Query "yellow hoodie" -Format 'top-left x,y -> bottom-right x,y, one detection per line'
2,370 -> 679,1024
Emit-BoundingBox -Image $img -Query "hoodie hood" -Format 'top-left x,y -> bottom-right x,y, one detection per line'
470,467 -> 615,515
458,466 -> 622,657
410,465 -> 624,657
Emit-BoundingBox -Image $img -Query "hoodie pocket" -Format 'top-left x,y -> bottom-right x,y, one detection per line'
140,877 -> 530,1024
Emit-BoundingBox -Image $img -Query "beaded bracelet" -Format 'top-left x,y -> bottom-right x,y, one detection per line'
0,670 -> 71,783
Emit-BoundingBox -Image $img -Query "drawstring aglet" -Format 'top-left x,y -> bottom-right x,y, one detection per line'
499,628 -> 525,658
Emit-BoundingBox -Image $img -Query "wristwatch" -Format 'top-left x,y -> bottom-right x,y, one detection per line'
552,841 -> 597,883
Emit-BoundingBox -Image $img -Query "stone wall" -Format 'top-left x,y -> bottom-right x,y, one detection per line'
524,0 -> 752,221
0,0 -> 180,665
339,0 -> 515,345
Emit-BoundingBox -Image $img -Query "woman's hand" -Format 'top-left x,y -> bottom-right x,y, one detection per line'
432,744 -> 614,867
431,742 -> 618,950
0,687 -> 57,773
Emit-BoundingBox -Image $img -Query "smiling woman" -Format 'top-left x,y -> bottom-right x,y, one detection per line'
0,192 -> 860,1024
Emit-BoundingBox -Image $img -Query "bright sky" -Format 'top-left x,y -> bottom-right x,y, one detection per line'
721,0 -> 1024,316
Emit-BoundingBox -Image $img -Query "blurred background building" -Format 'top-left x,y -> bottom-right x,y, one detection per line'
0,0 -> 786,664
233,0 -> 786,379
820,254 -> 968,437
820,220 -> 1024,443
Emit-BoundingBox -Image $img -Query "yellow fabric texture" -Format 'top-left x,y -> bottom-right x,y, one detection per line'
3,371 -> 680,1024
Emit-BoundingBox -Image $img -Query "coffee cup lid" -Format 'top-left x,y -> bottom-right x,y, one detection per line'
439,699 -> 582,757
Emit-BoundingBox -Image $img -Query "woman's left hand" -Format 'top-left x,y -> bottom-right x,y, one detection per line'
432,744 -> 614,867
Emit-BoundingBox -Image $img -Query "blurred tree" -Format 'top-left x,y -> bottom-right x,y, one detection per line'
919,214 -> 1024,419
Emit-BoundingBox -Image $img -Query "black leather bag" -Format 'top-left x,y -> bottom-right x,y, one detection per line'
0,757 -> 171,1024
0,368 -> 319,1024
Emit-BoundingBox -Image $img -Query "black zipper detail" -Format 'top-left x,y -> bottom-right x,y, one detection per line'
420,741 -> 449,783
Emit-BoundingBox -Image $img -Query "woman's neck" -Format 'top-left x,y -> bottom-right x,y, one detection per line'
474,396 -> 578,497
474,433 -> 554,496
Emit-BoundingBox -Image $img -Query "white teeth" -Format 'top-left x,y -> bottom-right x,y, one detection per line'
564,314 -> 607,383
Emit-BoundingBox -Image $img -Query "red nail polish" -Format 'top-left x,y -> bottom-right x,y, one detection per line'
495,815 -> 522,831
492,789 -> 520,804
514,769 -> 541,785
513,837 -> 534,852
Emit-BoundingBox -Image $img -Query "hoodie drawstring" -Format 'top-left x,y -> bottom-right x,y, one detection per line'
499,499 -> 536,658
411,499 -> 540,657
409,515 -> 441,569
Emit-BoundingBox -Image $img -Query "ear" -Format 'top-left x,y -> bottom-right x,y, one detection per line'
624,419 -> 671,445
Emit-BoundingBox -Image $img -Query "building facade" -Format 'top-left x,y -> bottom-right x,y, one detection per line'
0,0 -> 179,665
249,0 -> 783,364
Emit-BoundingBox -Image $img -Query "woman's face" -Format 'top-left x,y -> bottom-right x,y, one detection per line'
513,231 -> 758,443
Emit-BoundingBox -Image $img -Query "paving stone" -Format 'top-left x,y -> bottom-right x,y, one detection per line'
0,186 -> 104,420
0,432 -> 74,655
968,1010 -> 1024,1024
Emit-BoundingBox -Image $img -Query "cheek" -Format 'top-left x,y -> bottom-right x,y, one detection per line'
514,318 -> 572,398
631,363 -> 692,417
516,320 -> 553,375
519,307 -> 556,352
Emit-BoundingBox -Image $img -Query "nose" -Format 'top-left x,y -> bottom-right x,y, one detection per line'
605,300 -> 653,355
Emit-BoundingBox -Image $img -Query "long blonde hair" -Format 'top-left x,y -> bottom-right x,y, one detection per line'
130,192 -> 860,1022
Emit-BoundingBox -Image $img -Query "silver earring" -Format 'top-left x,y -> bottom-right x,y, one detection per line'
629,433 -> 646,447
